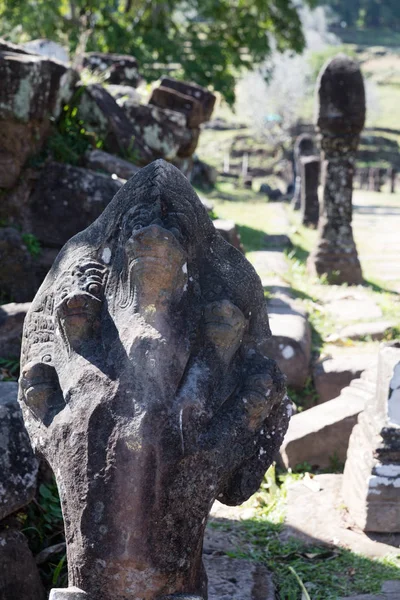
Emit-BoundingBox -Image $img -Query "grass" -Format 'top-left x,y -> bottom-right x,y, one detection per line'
215,467 -> 400,600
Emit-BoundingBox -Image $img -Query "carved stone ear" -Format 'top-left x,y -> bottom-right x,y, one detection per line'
20,361 -> 65,426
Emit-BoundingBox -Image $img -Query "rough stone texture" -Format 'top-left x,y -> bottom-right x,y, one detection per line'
29,162 -> 122,247
84,149 -> 140,180
0,50 -> 76,188
19,160 -> 289,600
282,474 -> 400,559
122,102 -> 191,161
160,78 -> 216,122
307,55 -> 365,284
327,321 -> 395,343
50,590 -> 88,600
205,556 -> 275,600
83,52 -> 140,87
0,382 -> 38,520
343,342 -> 400,532
0,302 -> 30,357
313,354 -> 377,404
149,86 -> 205,127
77,84 -> 152,161
263,296 -> 311,389
281,371 -> 375,469
0,228 -> 39,302
300,155 -> 320,227
0,527 -> 46,600
190,158 -> 217,189
292,133 -> 316,210
213,219 -> 244,253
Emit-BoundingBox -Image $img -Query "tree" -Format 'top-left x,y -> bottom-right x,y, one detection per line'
0,0 -> 315,104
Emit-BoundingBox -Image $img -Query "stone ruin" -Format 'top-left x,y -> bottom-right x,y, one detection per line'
0,40 -> 216,304
300,156 -> 320,227
291,133 -> 316,211
343,342 -> 400,532
18,160 -> 290,599
307,54 -> 365,285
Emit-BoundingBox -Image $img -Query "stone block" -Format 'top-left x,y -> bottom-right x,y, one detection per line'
300,155 -> 320,227
29,162 -> 122,247
342,343 -> 400,532
0,302 -> 30,357
50,589 -> 88,600
264,297 -> 311,389
0,228 -> 39,302
160,77 -> 216,121
0,50 -> 76,188
83,52 -> 140,87
280,374 -> 374,468
149,86 -> 205,127
213,219 -> 243,252
313,354 -> 376,404
84,149 -> 140,180
122,102 -> 190,161
327,321 -> 396,343
204,555 -> 275,600
0,528 -> 45,600
77,84 -> 151,161
0,381 -> 38,520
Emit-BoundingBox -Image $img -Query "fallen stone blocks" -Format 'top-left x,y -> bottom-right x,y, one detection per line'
0,302 -> 31,357
313,354 -> 377,404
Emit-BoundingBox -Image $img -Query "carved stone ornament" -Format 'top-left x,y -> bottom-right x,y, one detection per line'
19,160 -> 289,600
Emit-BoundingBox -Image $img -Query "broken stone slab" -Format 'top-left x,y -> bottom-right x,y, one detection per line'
0,228 -> 39,302
0,382 -> 38,520
204,555 -> 275,600
343,342 -> 400,532
213,219 -> 243,252
327,321 -> 396,343
280,372 -> 375,469
121,102 -> 191,161
0,528 -> 46,600
84,149 -> 140,180
149,85 -> 205,127
0,302 -> 31,357
160,77 -> 216,121
264,297 -> 311,389
313,354 -> 377,404
29,162 -> 122,247
83,52 -> 141,87
0,50 -> 76,188
324,292 -> 383,322
50,589 -> 87,600
77,84 -> 152,161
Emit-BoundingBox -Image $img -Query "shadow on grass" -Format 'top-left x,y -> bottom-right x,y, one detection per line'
209,516 -> 400,600
363,278 -> 400,296
285,242 -> 309,266
236,224 -> 269,252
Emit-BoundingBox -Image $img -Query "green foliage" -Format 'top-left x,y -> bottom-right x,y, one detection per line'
21,478 -> 67,591
0,0 -> 315,105
308,45 -> 356,83
22,233 -> 41,258
0,357 -> 20,380
317,0 -> 400,30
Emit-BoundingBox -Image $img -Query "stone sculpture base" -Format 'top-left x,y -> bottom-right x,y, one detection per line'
307,242 -> 363,285
50,589 -> 87,599
342,343 -> 400,532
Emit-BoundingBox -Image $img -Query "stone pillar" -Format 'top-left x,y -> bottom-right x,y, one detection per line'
300,155 -> 320,227
19,160 -> 289,600
342,342 -> 400,532
292,133 -> 316,210
307,55 -> 365,285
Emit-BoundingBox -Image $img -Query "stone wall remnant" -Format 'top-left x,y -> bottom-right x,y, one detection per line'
19,160 -> 289,600
307,55 -> 365,284
300,155 -> 320,227
292,133 -> 316,211
342,342 -> 400,532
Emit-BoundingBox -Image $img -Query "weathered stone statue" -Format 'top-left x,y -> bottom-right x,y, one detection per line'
342,342 -> 400,532
307,55 -> 365,284
19,160 -> 289,600
300,156 -> 320,227
292,133 -> 316,211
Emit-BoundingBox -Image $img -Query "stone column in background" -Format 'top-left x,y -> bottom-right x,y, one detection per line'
307,55 -> 365,285
300,155 -> 320,227
292,133 -> 316,210
342,342 -> 400,532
